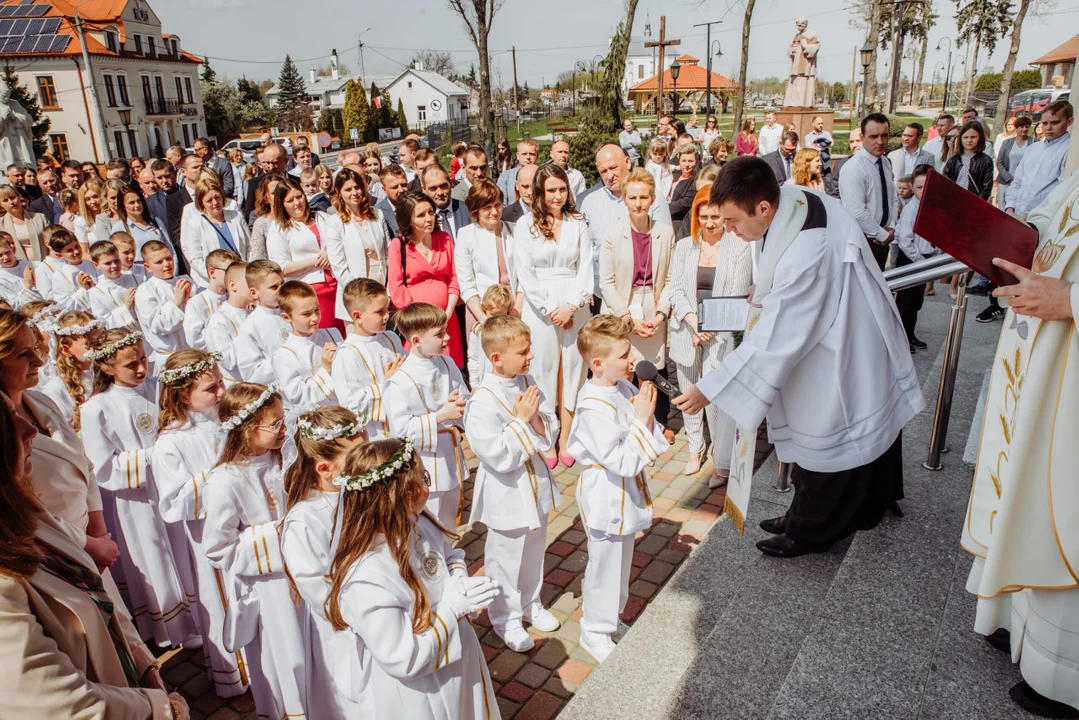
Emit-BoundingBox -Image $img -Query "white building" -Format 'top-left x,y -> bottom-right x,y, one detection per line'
264,50 -> 396,115
385,65 -> 469,131
0,0 -> 205,164
621,17 -> 674,98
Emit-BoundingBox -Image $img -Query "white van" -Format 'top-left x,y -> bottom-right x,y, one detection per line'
220,137 -> 293,162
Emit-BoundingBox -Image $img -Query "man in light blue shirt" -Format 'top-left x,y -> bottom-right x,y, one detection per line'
496,138 -> 538,204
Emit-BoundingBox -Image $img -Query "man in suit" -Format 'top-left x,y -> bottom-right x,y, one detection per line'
6,164 -> 41,199
496,138 -> 538,204
147,160 -> 176,229
451,145 -> 488,202
243,143 -> 289,220
422,164 -> 471,240
166,154 -> 204,256
376,164 -> 409,238
29,167 -> 61,223
501,163 -> 537,224
398,138 -> 421,184
760,130 -> 800,184
887,123 -> 935,182
166,144 -> 185,174
59,160 -> 83,191
407,148 -> 439,194
826,128 -> 862,198
193,137 -> 234,198
136,167 -> 158,200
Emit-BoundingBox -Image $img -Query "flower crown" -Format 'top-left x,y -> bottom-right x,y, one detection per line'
26,305 -> 61,331
160,352 -> 222,386
220,383 -> 279,432
334,438 -> 414,492
298,416 -> 367,441
54,317 -> 104,337
86,331 -> 143,362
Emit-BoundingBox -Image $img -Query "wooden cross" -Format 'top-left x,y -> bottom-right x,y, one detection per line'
645,16 -> 680,120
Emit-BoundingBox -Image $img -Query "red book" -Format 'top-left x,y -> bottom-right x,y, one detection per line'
912,167 -> 1038,287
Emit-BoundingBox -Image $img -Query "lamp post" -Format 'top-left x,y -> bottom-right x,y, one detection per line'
574,60 -> 588,112
591,54 -> 605,77
859,42 -> 873,118
931,61 -> 945,104
693,19 -> 723,115
948,57 -> 965,114
670,59 -> 682,117
118,108 -> 132,158
937,38 -> 953,114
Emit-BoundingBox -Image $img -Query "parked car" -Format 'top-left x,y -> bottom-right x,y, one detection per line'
220,138 -> 262,162
1010,88 -> 1070,121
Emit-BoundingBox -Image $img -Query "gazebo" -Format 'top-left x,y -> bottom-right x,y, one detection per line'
629,54 -> 738,115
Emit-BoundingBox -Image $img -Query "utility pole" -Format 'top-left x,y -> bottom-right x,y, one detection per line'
358,29 -> 370,89
694,20 -> 722,116
512,46 -> 520,136
74,8 -> 110,163
849,46 -> 857,129
645,16 -> 680,121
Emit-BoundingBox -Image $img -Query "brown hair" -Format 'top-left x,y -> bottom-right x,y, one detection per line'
139,239 -> 170,261
277,280 -> 317,315
464,177 -> 503,221
529,164 -> 583,241
342,278 -> 388,316
158,348 -> 219,434
89,327 -> 143,395
331,167 -> 376,223
89,240 -> 118,262
114,185 -> 148,230
9,303 -> 50,368
325,438 -> 452,633
0,397 -> 43,578
54,310 -> 95,433
246,259 -> 283,288
271,177 -> 312,230
955,120 -> 987,155
215,382 -> 284,468
255,172 -> 286,218
47,228 -> 79,254
193,176 -> 226,213
394,191 -> 436,245
393,302 -> 446,342
576,313 -> 633,363
284,405 -> 362,513
0,230 -> 12,249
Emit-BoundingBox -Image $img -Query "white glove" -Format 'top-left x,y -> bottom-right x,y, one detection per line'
443,576 -> 500,619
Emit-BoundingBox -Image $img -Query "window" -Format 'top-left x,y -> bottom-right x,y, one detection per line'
117,74 -> 129,106
170,38 -> 179,57
407,81 -> 413,89
147,37 -> 156,58
36,76 -> 58,109
638,65 -> 644,79
127,128 -> 138,157
174,76 -> 182,103
417,105 -> 426,122
181,123 -> 190,147
184,77 -> 193,104
154,75 -> 165,110
49,133 -> 69,161
103,74 -> 116,107
133,34 -> 142,55
104,29 -> 117,53
141,75 -> 152,106
114,130 -> 127,158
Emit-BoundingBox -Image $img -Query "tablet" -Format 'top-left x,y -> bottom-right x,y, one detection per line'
698,296 -> 751,333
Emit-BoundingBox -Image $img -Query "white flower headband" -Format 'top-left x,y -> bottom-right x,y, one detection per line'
86,331 -> 143,362
160,352 -> 222,386
54,317 -> 104,337
298,417 -> 367,441
26,305 -> 61,331
220,383 -> 280,432
334,438 -> 414,492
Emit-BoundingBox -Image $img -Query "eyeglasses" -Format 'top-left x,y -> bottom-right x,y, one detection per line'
256,419 -> 284,432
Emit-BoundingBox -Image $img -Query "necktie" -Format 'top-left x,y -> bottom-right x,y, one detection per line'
876,157 -> 890,227
784,155 -> 792,180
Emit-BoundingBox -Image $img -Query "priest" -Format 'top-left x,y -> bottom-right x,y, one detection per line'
673,156 -> 924,558
961,158 -> 1079,718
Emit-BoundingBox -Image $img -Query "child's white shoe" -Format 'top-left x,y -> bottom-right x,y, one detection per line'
499,623 -> 535,653
579,631 -> 616,663
525,605 -> 561,632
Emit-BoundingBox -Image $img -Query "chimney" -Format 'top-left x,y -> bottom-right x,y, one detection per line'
415,59 -> 424,72
331,49 -> 339,81
309,67 -> 316,84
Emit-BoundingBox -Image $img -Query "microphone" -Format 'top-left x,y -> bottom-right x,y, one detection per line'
635,361 -> 679,398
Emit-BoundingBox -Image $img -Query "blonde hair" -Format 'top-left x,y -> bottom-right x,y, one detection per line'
299,167 -> 319,186
648,138 -> 669,162
77,178 -> 105,226
623,167 -> 656,195
194,176 -> 226,213
54,310 -> 95,433
394,302 -> 447,342
480,313 -> 530,357
246,259 -> 283,288
576,313 -> 633,363
479,283 -> 514,318
158,348 -> 218,434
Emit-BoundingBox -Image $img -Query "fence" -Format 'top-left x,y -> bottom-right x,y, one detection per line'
425,117 -> 472,153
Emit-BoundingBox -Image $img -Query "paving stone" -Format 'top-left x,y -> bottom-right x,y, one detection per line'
489,649 -> 530,683
515,662 -> 552,688
481,643 -> 500,664
550,590 -> 580,616
682,496 -> 704,510
631,550 -> 653,568
555,620 -> 582,643
545,568 -> 574,587
658,547 -> 688,565
670,474 -> 696,490
192,694 -> 226,716
629,579 -> 658,599
555,658 -> 593,685
620,594 -> 647,623
682,518 -> 714,539
543,552 -> 562,573
667,507 -> 692,523
206,709 -> 240,720
636,534 -> 668,556
640,559 -> 675,585
532,637 -> 573,669
558,550 -> 589,573
501,681 -> 536,703
660,486 -> 686,501
652,496 -> 676,511
570,644 -> 599,666
560,504 -> 581,521
464,538 -> 486,560
163,661 -> 202,687
560,529 -> 587,546
495,696 -> 521,719
543,676 -> 577,699
652,521 -> 680,538
547,515 -> 573,538
227,695 -> 255,713
181,671 -> 213,697
516,690 -> 564,720
653,471 -> 676,482
547,540 -> 575,557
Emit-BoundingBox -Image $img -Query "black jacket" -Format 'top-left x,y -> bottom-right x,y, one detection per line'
29,193 -> 59,224
165,187 -> 191,254
668,176 -> 697,223
943,152 -> 994,202
761,149 -> 795,184
501,200 -> 529,225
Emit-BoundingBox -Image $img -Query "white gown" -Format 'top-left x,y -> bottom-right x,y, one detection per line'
134,275 -> 192,367
510,215 -> 593,410
204,302 -> 250,386
330,330 -> 404,441
203,454 -> 307,719
0,258 -> 40,307
182,288 -> 224,349
80,384 -> 198,646
236,305 -> 291,385
336,514 -> 500,719
35,256 -> 96,311
153,414 -> 249,697
88,274 -> 139,330
38,370 -> 92,431
385,354 -> 471,530
272,329 -> 342,411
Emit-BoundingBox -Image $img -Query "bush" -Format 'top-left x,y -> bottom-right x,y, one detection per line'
568,111 -> 618,186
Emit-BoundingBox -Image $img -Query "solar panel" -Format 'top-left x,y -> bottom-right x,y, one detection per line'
0,7 -> 13,17
33,33 -> 51,51
41,17 -> 57,33
17,35 -> 35,52
1,36 -> 19,52
0,19 -> 12,34
10,18 -> 27,35
25,17 -> 43,35
48,35 -> 68,52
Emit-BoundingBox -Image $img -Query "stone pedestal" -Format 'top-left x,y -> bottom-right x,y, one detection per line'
776,108 -> 834,144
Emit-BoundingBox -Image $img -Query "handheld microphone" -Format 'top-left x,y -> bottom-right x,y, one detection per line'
635,361 -> 679,398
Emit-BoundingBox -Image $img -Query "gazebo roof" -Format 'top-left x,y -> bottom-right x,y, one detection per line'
630,56 -> 736,92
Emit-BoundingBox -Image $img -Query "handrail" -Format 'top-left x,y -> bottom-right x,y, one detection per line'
883,253 -> 962,281
884,254 -> 970,292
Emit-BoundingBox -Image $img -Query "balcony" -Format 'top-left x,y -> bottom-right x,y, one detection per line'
144,98 -> 185,116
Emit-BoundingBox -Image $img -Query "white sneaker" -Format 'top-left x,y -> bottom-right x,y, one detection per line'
579,631 -> 616,663
499,624 -> 535,652
183,635 -> 203,650
526,605 -> 561,632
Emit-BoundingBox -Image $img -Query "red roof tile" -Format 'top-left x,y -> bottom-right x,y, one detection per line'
1031,33 -> 1079,66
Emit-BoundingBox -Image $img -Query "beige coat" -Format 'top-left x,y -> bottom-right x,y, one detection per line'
1,210 -> 49,261
598,217 -> 675,319
0,511 -> 172,719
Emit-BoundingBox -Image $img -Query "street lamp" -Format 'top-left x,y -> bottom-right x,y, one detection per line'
937,38 -> 953,114
592,54 -> 605,77
117,108 -> 132,158
705,41 -> 723,115
948,57 -> 966,113
574,60 -> 588,114
670,59 -> 682,117
859,42 -> 873,118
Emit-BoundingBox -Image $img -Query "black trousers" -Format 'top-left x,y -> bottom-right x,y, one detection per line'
783,433 -> 904,547
867,239 -> 890,271
894,250 -> 925,341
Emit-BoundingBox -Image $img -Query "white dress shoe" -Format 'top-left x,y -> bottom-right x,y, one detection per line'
525,605 -> 561,632
499,624 -> 535,652
578,631 -> 616,663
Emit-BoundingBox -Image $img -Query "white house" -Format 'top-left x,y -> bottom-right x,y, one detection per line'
264,50 -> 396,114
621,17 -> 674,98
0,0 -> 205,163
385,65 -> 469,131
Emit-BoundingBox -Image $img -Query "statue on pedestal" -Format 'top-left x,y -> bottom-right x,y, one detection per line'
783,17 -> 820,108
0,78 -> 35,175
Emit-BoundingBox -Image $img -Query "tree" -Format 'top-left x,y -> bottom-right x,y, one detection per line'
200,59 -> 216,84
315,62 -> 352,77
396,98 -> 409,135
0,64 -> 49,157
410,50 -> 456,77
367,83 -> 382,141
275,55 -> 313,132
342,80 -> 370,145
236,76 -> 263,104
830,81 -> 848,103
446,0 -> 503,165
201,80 -> 241,138
865,0 -> 884,112
379,87 -> 396,129
990,0 -> 1034,138
954,0 -> 1014,108
732,0 -> 757,135
596,0 -> 640,130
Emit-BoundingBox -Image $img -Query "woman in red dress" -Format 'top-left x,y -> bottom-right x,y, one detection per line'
387,192 -> 463,366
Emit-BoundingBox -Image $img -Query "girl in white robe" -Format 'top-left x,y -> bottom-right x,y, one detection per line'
202,382 -> 308,719
153,348 -> 250,698
280,406 -> 367,719
80,328 -> 199,647
324,437 -> 501,719
38,310 -> 99,433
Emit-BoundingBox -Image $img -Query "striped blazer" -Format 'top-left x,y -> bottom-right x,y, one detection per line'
666,233 -> 755,367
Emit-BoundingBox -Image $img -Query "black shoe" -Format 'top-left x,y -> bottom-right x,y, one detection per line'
1009,681 -> 1079,718
910,343 -> 917,354
967,284 -> 990,296
910,337 -> 927,350
976,305 -> 1005,323
755,534 -> 825,558
888,501 -> 905,518
759,516 -> 786,534
985,628 -> 1011,654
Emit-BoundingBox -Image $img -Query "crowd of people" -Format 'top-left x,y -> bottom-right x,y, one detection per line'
0,93 -> 1073,719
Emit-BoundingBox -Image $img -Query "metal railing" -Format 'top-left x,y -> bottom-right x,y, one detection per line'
144,98 -> 185,116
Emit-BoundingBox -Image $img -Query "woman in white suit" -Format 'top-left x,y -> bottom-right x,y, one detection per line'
511,163 -> 593,467
324,167 -> 391,323
181,177 -> 250,288
455,177 -> 517,329
667,185 -> 754,483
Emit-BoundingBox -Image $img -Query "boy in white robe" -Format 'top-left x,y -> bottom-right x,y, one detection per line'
271,280 -> 341,410
133,240 -> 194,370
466,283 -> 515,388
894,165 -> 939,349
235,260 -> 289,385
464,315 -> 561,652
88,240 -> 139,330
330,278 -> 404,440
566,314 -> 669,663
384,302 -> 471,531
112,232 -> 149,284
35,228 -> 97,312
183,248 -> 239,349
0,231 -> 41,308
205,261 -> 251,387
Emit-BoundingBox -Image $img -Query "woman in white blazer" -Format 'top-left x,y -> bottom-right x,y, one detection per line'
455,177 -> 517,329
266,176 -> 344,331
667,185 -> 754,483
324,167 -> 391,322
0,395 -> 190,720
181,177 -> 250,288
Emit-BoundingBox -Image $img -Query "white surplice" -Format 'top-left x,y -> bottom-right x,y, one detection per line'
153,414 -> 249,697
0,258 -> 40,307
236,304 -> 290,385
38,370 -> 92,430
385,354 -> 471,530
81,384 -> 198,647
182,288 -> 224,349
203,454 -> 307,719
330,330 -> 404,440
271,329 -> 342,410
134,275 -> 192,367
88,274 -> 139,330
466,325 -> 493,388
204,302 -> 250,386
335,514 -> 499,719
35,256 -> 96,311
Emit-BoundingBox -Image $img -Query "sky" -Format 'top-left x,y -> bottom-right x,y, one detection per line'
157,0 -> 1079,90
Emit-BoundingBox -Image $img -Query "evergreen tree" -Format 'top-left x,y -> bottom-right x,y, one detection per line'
1,64 -> 49,157
367,82 -> 382,141
200,59 -> 216,84
341,80 -> 370,145
275,55 -> 313,131
236,76 -> 262,104
396,98 -> 408,135
379,87 -> 395,130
